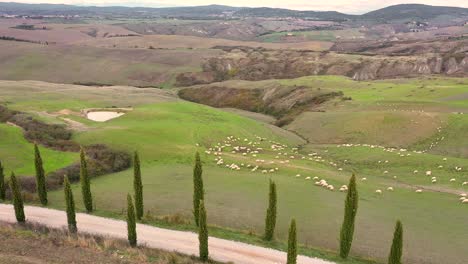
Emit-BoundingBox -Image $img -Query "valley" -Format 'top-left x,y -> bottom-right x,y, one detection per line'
0,2 -> 467,264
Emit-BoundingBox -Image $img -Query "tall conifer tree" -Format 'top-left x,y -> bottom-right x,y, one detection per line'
193,152 -> 204,226
80,147 -> 93,212
133,151 -> 143,220
264,179 -> 277,241
34,144 -> 48,205
10,173 -> 25,223
340,174 -> 358,259
64,176 -> 77,233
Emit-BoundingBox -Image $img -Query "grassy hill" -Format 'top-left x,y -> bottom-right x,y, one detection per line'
0,77 -> 467,264
363,4 -> 468,21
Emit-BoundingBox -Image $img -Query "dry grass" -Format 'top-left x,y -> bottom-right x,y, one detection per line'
78,34 -> 333,51
0,221 -> 224,264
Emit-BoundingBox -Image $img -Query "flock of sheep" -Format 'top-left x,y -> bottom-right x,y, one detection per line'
201,135 -> 467,205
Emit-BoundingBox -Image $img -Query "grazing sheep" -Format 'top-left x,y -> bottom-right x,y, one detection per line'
450,178 -> 456,182
425,171 -> 432,176
463,182 -> 468,186
416,189 -> 423,193
413,170 -> 419,174
462,199 -> 468,204
387,187 -> 394,191
375,190 -> 383,194
361,177 -> 367,181
305,177 -> 311,180
432,179 -> 437,183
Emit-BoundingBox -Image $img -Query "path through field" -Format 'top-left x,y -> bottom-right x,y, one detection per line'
0,204 -> 335,264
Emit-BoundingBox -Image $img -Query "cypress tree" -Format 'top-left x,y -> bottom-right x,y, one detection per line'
10,173 -> 25,223
264,179 -> 277,241
198,200 -> 209,262
34,144 -> 48,206
127,194 -> 137,247
388,220 -> 403,264
193,152 -> 204,226
80,147 -> 93,212
0,160 -> 5,200
287,219 -> 297,264
64,176 -> 77,233
340,174 -> 359,259
133,151 -> 143,220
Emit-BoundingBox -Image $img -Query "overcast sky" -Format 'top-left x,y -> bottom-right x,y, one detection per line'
4,0 -> 468,14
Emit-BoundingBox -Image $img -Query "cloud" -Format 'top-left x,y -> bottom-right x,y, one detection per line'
4,0 -> 468,14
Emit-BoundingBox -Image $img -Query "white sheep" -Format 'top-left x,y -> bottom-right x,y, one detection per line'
375,189 -> 383,194
425,171 -> 432,176
450,178 -> 456,182
305,177 -> 311,180
387,187 -> 394,191
462,199 -> 468,204
415,189 -> 423,193
361,177 -> 367,181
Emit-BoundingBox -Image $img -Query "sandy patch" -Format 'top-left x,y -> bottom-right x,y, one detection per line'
86,111 -> 125,122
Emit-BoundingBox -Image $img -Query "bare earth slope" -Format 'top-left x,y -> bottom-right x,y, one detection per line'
0,204 -> 334,264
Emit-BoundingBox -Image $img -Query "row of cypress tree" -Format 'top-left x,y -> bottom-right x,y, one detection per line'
260,173 -> 404,264
0,149 -> 403,264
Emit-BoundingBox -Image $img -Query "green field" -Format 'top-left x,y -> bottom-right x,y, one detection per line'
258,29 -> 366,42
0,124 -> 77,175
0,76 -> 467,264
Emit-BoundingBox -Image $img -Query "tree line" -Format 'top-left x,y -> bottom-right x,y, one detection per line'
0,147 -> 404,264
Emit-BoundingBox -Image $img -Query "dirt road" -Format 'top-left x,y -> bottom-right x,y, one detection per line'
0,204 -> 335,264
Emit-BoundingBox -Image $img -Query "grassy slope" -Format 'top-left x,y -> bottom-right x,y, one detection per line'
0,41 -> 214,87
1,78 -> 467,264
0,124 -> 77,176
